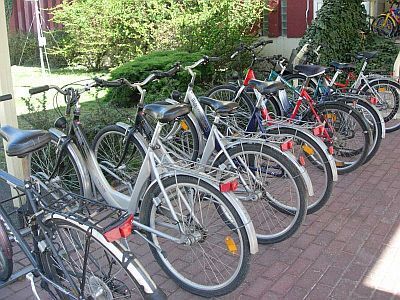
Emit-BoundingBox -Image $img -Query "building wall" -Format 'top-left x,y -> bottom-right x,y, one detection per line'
8,0 -> 62,33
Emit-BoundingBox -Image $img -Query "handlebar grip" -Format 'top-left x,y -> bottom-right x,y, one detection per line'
0,94 -> 12,102
29,85 -> 50,95
94,78 -> 123,87
230,51 -> 239,59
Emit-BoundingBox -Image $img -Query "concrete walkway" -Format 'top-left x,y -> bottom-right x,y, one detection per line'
2,132 -> 400,299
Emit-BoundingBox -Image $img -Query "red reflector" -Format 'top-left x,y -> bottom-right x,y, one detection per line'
313,126 -> 324,136
328,146 -> 334,155
261,108 -> 268,120
104,214 -> 134,242
370,97 -> 378,105
298,156 -> 306,166
220,179 -> 238,192
280,139 -> 293,151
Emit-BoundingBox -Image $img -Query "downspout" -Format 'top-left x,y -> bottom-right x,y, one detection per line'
306,0 -> 310,28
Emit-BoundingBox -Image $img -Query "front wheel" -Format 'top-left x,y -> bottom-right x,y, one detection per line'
140,175 -> 251,298
372,15 -> 397,37
0,220 -> 12,281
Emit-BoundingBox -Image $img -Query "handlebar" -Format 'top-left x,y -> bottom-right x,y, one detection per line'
185,56 -> 220,70
0,94 -> 12,102
230,40 -> 273,59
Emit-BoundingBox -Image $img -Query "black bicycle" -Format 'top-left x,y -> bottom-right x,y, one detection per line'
0,94 -> 165,299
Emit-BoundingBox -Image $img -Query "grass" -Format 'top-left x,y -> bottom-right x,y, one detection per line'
1,66 -> 136,171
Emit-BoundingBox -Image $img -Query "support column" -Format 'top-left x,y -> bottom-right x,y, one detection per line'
0,0 -> 25,180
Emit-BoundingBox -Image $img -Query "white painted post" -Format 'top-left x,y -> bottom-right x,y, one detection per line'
393,51 -> 400,78
0,0 -> 25,180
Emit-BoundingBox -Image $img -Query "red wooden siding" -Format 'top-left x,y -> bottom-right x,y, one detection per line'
8,0 -> 63,33
268,2 -> 282,37
268,0 -> 314,38
287,0 -> 313,38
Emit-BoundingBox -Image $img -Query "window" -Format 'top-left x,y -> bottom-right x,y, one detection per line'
281,0 -> 287,36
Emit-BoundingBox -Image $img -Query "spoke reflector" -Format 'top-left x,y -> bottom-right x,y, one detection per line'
335,161 -> 345,167
180,120 -> 189,131
225,236 -> 238,254
298,156 -> 306,166
302,144 -> 315,155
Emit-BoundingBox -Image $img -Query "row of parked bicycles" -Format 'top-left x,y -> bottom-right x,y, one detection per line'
0,39 -> 398,299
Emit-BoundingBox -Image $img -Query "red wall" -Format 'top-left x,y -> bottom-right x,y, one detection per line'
268,0 -> 314,38
9,0 -> 63,33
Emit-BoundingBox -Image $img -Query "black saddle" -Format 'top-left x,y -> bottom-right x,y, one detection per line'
248,80 -> 285,95
198,97 -> 238,115
331,61 -> 356,71
143,103 -> 191,123
356,51 -> 378,61
295,65 -> 326,78
0,125 -> 51,157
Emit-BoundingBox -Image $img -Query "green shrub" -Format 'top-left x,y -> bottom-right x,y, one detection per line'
362,34 -> 399,72
104,50 -> 214,106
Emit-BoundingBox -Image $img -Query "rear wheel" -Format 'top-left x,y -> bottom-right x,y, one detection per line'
41,218 -> 156,300
304,102 -> 371,174
140,175 -> 251,297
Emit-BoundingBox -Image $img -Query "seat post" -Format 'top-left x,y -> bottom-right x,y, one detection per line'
21,154 -> 32,182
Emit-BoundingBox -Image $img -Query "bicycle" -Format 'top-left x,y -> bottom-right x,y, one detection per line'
92,58 -> 311,245
28,77 -> 258,297
0,93 -> 166,299
372,0 -> 400,37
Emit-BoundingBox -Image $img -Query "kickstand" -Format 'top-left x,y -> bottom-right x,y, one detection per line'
26,272 -> 41,300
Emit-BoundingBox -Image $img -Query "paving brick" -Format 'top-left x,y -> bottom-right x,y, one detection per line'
306,284 -> 334,300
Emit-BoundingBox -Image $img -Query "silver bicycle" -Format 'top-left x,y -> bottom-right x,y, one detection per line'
28,81 -> 258,298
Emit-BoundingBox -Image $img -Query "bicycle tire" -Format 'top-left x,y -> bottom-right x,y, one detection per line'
40,217 -> 164,299
31,132 -> 85,196
140,175 -> 251,298
337,97 -> 383,164
92,124 -> 146,196
266,126 -> 334,214
0,220 -> 12,281
360,78 -> 400,133
304,102 -> 371,174
212,143 -> 307,243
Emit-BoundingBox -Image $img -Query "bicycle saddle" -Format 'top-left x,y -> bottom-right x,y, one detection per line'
356,51 -> 378,61
294,65 -> 326,78
198,97 -> 238,115
0,125 -> 51,157
248,80 -> 285,95
143,103 -> 191,123
330,61 -> 356,71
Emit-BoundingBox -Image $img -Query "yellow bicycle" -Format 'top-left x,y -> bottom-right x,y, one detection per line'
372,0 -> 400,37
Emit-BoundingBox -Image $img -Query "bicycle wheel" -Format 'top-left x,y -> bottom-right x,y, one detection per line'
361,79 -> 400,133
140,175 -> 251,297
337,97 -> 383,164
41,217 -> 163,300
92,125 -> 146,196
266,126 -> 334,214
372,15 -> 397,37
304,102 -> 371,174
31,132 -> 85,195
0,220 -> 12,281
213,143 -> 307,243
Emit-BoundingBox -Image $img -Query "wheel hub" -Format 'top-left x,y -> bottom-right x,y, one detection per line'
88,276 -> 113,300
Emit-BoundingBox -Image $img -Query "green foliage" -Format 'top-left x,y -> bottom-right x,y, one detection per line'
300,0 -> 369,65
8,31 -> 67,68
51,0 -> 264,70
4,0 -> 12,24
105,50 -> 213,106
362,34 -> 399,72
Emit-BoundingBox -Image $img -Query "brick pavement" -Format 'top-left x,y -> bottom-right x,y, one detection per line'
2,133 -> 400,299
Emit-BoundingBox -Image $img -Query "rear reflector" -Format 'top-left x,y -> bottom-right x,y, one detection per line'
370,97 -> 378,105
280,140 -> 294,152
220,179 -> 239,192
298,156 -> 306,166
313,126 -> 325,136
104,214 -> 134,243
328,146 -> 334,155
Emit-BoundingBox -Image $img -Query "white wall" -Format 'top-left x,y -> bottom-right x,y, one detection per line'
260,37 -> 301,59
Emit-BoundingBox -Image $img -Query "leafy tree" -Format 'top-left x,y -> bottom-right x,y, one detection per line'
300,0 -> 369,65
